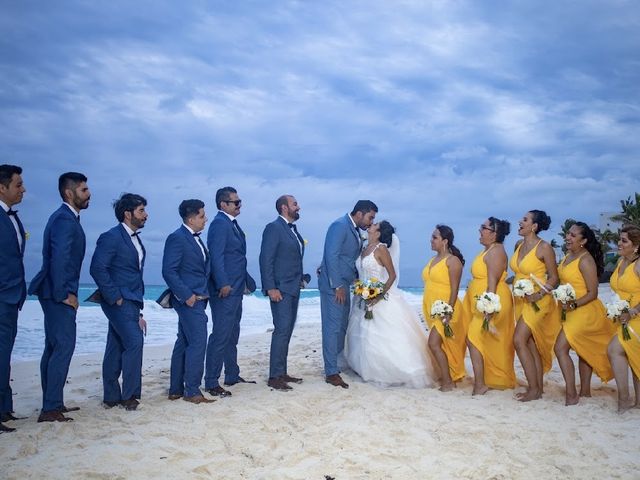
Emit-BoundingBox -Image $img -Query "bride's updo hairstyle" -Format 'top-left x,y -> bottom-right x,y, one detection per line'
436,224 -> 465,265
529,209 -> 551,233
378,220 -> 395,248
488,217 -> 511,243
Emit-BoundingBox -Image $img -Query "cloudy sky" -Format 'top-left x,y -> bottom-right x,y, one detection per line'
2,0 -> 639,287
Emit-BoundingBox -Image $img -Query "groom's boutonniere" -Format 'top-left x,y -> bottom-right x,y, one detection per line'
25,231 -> 30,241
304,239 -> 308,246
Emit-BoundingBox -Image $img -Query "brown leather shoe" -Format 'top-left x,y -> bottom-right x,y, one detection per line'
37,410 -> 74,422
168,394 -> 183,401
325,374 -> 349,389
122,398 -> 140,411
207,386 -> 232,397
183,394 -> 216,404
267,377 -> 292,391
60,405 -> 80,413
0,422 -> 16,433
282,374 -> 303,384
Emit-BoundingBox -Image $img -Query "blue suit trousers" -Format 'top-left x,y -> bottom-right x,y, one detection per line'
39,299 -> 77,412
320,289 -> 351,376
269,293 -> 299,379
205,295 -> 242,388
101,300 -> 143,402
170,300 -> 208,397
0,301 -> 18,414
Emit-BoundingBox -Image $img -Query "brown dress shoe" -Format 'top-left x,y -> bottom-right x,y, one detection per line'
325,374 -> 349,389
38,410 -> 73,422
267,377 -> 293,391
122,398 -> 140,411
282,374 -> 303,384
168,394 -> 183,401
207,386 -> 232,397
183,395 -> 216,404
60,406 -> 80,413
0,422 -> 16,433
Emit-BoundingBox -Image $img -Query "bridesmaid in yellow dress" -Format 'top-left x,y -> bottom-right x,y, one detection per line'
510,210 -> 560,402
554,221 -> 616,406
607,224 -> 640,412
423,225 -> 466,391
462,217 -> 515,395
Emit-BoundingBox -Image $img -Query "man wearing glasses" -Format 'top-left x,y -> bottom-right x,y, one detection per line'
204,187 -> 256,397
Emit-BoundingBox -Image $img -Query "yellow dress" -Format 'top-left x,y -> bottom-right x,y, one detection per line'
558,254 -> 616,382
422,256 -> 468,381
610,259 -> 640,379
509,241 -> 561,373
462,247 -> 516,389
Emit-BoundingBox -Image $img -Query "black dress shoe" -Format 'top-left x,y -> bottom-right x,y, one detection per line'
38,410 -> 73,422
207,386 -> 232,397
224,376 -> 256,386
103,400 -> 120,409
0,422 -> 16,433
1,412 -> 26,422
121,398 -> 139,411
60,406 -> 80,413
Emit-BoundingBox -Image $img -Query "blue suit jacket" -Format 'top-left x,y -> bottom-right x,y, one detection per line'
207,211 -> 255,296
259,217 -> 304,297
90,224 -> 145,306
0,208 -> 26,307
28,205 -> 86,302
162,225 -> 210,304
318,214 -> 362,293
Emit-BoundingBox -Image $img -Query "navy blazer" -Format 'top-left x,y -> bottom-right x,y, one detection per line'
0,208 -> 26,307
207,211 -> 255,296
90,224 -> 145,306
318,214 -> 361,292
259,217 -> 304,297
162,225 -> 210,304
29,205 -> 86,302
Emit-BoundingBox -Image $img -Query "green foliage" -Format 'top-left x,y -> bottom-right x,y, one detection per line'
610,192 -> 640,227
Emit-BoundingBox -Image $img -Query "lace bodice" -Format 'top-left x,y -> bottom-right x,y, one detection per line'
357,245 -> 389,284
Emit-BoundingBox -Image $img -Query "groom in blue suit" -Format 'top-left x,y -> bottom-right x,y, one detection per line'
204,186 -> 256,397
90,193 -> 148,411
319,200 -> 377,388
30,172 -> 90,423
163,199 -> 215,404
0,165 -> 26,433
259,195 -> 305,391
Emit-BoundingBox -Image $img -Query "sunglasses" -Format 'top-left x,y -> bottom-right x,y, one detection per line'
480,224 -> 495,232
224,199 -> 242,207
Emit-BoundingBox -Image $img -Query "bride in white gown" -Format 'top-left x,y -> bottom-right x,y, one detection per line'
345,221 -> 436,388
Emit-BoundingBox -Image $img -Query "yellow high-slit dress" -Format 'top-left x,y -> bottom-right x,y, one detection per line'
422,256 -> 468,381
610,259 -> 640,379
557,254 -> 616,382
509,241 -> 561,373
463,247 -> 516,389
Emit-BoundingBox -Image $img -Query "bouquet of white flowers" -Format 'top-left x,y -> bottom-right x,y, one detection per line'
513,279 -> 540,312
552,283 -> 576,321
605,294 -> 631,341
430,300 -> 454,337
352,277 -> 386,319
475,292 -> 501,331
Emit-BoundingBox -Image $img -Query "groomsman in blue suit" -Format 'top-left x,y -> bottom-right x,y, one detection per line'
163,199 -> 215,404
0,165 -> 26,433
319,200 -> 377,388
204,187 -> 256,397
29,172 -> 90,423
90,193 -> 148,411
259,195 -> 305,391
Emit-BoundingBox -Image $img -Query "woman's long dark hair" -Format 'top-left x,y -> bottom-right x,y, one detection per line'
574,221 -> 604,277
436,224 -> 465,265
378,220 -> 395,247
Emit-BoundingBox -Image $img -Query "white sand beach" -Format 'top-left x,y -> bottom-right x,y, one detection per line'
1,317 -> 638,480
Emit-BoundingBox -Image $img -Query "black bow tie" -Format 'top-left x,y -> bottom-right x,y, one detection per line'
131,232 -> 140,237
193,232 -> 201,237
287,222 -> 297,230
7,209 -> 17,216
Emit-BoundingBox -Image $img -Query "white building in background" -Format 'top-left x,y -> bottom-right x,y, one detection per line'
599,212 -> 623,232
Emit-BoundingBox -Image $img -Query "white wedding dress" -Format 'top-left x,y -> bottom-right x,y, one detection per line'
345,240 -> 435,388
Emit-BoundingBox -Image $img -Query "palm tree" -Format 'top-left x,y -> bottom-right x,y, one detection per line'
611,192 -> 640,226
558,218 -> 576,254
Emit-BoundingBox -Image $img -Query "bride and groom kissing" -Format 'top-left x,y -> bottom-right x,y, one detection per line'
319,200 -> 435,389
